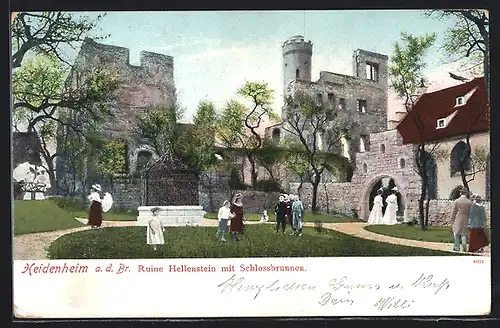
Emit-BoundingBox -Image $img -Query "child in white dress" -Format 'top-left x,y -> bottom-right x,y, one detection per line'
147,207 -> 165,251
217,200 -> 231,242
260,209 -> 269,223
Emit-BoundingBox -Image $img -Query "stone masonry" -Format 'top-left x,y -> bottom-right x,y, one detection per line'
56,38 -> 176,197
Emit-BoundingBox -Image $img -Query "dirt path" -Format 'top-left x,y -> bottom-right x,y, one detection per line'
13,219 -> 489,260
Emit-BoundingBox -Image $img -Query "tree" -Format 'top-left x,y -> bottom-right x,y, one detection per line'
282,91 -> 359,212
216,81 -> 278,188
11,12 -> 108,68
136,104 -> 185,157
12,53 -> 119,194
281,141 -> 310,198
186,101 -> 218,172
389,32 -> 439,231
425,10 -> 489,99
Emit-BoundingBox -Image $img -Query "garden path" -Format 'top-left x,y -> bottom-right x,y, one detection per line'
13,219 -> 490,260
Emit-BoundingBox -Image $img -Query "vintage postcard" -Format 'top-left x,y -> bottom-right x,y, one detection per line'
11,9 -> 491,318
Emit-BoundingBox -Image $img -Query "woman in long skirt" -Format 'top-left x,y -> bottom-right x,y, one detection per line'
468,194 -> 489,252
87,184 -> 104,228
368,189 -> 384,224
229,193 -> 245,241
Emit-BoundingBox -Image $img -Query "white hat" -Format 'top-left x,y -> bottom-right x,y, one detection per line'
392,187 -> 398,192
92,184 -> 102,191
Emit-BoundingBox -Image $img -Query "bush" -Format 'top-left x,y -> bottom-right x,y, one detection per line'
14,200 -> 84,235
255,179 -> 281,192
47,196 -> 86,211
47,225 -> 461,259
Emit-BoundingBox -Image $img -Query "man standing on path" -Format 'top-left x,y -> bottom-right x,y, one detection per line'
274,195 -> 287,235
450,187 -> 472,252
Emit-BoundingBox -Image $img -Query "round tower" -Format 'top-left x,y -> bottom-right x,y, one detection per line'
282,35 -> 313,94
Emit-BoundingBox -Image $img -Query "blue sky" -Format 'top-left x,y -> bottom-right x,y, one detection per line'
69,10 -> 463,122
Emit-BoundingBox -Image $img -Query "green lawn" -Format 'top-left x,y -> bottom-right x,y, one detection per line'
364,224 -> 491,243
13,200 -> 84,235
204,210 -> 362,223
47,224 -> 460,259
71,210 -> 138,221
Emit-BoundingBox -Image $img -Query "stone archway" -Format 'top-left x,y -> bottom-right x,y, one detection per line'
359,174 -> 406,221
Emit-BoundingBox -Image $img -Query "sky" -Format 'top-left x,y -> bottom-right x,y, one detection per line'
39,10 -> 473,123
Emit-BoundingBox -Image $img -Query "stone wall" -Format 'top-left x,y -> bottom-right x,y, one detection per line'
426,199 -> 491,228
289,129 -> 422,220
92,171 -> 232,213
234,190 -> 281,213
99,176 -> 142,213
198,171 -> 231,212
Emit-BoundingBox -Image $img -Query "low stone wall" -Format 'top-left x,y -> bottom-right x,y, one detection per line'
289,182 -> 491,228
289,182 -> 357,217
198,171 -> 230,212
100,177 -> 142,213
234,190 -> 281,214
426,199 -> 491,228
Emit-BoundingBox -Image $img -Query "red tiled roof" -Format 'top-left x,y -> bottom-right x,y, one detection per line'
397,77 -> 489,144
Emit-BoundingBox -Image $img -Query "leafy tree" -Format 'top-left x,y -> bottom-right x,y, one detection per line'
281,139 -> 310,198
183,101 -> 218,172
11,12 -> 107,68
12,53 -> 119,194
136,104 -> 185,157
217,81 -> 279,188
389,32 -> 439,231
282,91 -> 360,212
425,10 -> 489,98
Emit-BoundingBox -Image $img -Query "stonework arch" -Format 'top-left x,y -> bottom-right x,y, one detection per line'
359,173 -> 406,221
129,145 -> 158,175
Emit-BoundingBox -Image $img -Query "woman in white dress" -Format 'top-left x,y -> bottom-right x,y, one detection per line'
382,187 -> 399,225
147,207 -> 165,251
368,188 -> 384,224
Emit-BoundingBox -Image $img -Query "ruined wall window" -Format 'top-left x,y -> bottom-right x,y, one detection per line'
271,128 -> 280,146
365,62 -> 379,81
341,134 -> 350,160
327,93 -> 335,107
380,143 -> 385,153
363,163 -> 368,173
316,93 -> 323,105
359,135 -> 369,153
399,158 -> 406,169
450,141 -> 471,176
295,68 -> 300,79
357,99 -> 367,113
423,151 -> 437,199
316,132 -> 324,151
338,98 -> 346,110
136,150 -> 153,174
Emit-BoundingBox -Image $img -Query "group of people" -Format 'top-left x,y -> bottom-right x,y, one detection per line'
273,194 -> 304,236
367,187 -> 400,225
451,187 -> 489,253
216,193 -> 245,242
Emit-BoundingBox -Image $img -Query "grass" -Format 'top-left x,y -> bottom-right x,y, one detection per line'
47,224 -> 460,259
204,210 -> 362,223
364,224 -> 492,243
70,210 -> 138,221
13,200 -> 84,235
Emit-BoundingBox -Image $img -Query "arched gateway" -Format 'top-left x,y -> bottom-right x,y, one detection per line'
359,174 -> 406,222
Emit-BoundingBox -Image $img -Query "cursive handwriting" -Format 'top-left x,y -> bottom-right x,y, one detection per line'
328,276 -> 381,292
411,273 -> 450,295
318,292 -> 354,307
217,274 -> 316,300
374,297 -> 414,311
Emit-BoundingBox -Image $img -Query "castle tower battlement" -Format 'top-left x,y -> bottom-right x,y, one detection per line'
79,38 -> 174,79
282,35 -> 313,93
